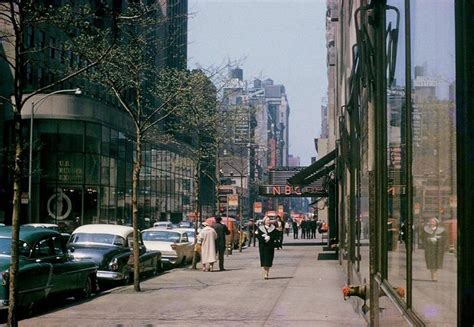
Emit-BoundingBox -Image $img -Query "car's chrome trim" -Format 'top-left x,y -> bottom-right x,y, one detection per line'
96,270 -> 125,280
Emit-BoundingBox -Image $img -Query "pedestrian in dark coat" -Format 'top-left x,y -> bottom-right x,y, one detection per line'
255,216 -> 279,279
292,220 -> 298,239
247,219 -> 257,247
423,217 -> 446,281
213,216 -> 230,271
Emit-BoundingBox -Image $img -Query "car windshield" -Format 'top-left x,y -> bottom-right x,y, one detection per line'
69,233 -> 126,246
142,231 -> 180,242
0,237 -> 31,256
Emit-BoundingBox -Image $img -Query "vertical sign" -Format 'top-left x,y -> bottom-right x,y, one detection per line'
253,202 -> 262,213
228,195 -> 239,208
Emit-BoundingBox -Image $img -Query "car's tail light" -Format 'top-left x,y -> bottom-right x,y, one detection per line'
170,244 -> 177,250
109,258 -> 119,271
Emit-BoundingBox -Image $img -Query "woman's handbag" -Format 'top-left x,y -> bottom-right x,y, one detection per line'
194,243 -> 202,253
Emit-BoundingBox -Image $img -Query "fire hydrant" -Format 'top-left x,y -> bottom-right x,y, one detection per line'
342,284 -> 405,301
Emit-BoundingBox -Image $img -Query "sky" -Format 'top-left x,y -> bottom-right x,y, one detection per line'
187,0 -> 328,166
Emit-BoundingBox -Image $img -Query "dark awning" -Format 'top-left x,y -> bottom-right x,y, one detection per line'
287,149 -> 336,186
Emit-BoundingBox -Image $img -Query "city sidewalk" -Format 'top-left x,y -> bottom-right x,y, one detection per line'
19,236 -> 367,327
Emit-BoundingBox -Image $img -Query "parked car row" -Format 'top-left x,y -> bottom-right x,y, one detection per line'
0,219 -> 243,314
0,227 -> 97,313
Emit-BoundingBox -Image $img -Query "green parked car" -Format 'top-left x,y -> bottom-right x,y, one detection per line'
0,227 -> 98,311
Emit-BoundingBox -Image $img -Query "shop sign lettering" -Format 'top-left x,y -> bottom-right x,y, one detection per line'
259,185 -> 326,197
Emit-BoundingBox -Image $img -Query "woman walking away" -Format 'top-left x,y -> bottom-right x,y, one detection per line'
255,216 -> 279,279
198,221 -> 217,272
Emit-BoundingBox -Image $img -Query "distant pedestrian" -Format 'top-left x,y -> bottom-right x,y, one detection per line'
247,219 -> 257,247
292,220 -> 298,239
198,221 -> 217,272
284,220 -> 291,236
213,216 -> 230,271
255,216 -> 279,279
301,219 -> 307,239
310,219 -> 317,239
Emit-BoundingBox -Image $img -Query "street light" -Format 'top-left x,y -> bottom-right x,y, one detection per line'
28,88 -> 82,222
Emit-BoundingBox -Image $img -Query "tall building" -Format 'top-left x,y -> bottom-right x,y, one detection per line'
0,1 -> 193,229
288,154 -> 301,167
220,69 -> 291,217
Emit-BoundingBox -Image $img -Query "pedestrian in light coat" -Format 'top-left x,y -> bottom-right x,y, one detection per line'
198,221 -> 217,272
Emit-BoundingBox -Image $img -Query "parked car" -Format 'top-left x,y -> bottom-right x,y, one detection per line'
176,227 -> 197,243
68,224 -> 162,286
178,221 -> 193,228
141,228 -> 194,267
153,221 -> 174,229
0,227 -> 98,312
22,223 -> 70,238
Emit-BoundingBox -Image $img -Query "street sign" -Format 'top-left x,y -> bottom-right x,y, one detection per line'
228,194 -> 239,208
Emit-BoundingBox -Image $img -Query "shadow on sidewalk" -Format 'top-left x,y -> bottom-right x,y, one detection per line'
317,253 -> 338,260
284,242 -> 325,246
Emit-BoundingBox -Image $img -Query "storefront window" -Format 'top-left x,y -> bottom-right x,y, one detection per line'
85,123 -> 100,154
85,154 -> 100,185
411,0 -> 457,324
58,121 -> 83,152
101,156 -> 110,185
110,129 -> 118,158
101,126 -> 110,156
84,186 -> 98,225
38,120 -> 58,152
99,186 -> 109,223
386,0 -> 407,296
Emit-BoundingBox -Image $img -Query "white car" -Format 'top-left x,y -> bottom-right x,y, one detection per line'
142,228 -> 194,267
153,221 -> 174,229
176,227 -> 198,243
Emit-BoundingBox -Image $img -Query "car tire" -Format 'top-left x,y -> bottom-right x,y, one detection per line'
156,261 -> 163,275
123,269 -> 131,285
74,275 -> 92,300
181,257 -> 186,267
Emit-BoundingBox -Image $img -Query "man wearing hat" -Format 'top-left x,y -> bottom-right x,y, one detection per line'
213,215 -> 230,271
247,219 -> 257,247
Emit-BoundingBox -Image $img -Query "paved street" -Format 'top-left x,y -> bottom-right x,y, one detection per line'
18,237 -> 367,327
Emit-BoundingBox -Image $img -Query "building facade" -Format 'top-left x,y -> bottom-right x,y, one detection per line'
0,0 -> 196,231
312,0 -> 471,325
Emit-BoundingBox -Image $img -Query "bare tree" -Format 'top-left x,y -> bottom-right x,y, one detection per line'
0,2 -> 115,324
83,2 -> 193,291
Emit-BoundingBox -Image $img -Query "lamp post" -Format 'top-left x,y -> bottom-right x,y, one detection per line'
28,88 -> 82,222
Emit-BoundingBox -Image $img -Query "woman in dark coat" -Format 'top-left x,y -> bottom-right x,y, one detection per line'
255,216 -> 279,279
423,217 -> 446,281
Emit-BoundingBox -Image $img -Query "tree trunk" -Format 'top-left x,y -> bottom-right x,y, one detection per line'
132,133 -> 142,292
8,115 -> 22,327
191,161 -> 201,270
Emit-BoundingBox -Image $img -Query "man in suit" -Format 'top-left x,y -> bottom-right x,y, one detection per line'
213,216 -> 230,271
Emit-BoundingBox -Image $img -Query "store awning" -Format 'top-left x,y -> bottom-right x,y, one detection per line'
287,149 -> 336,186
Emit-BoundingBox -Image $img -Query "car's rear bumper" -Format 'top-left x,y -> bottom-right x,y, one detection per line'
97,270 -> 125,280
161,256 -> 179,265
